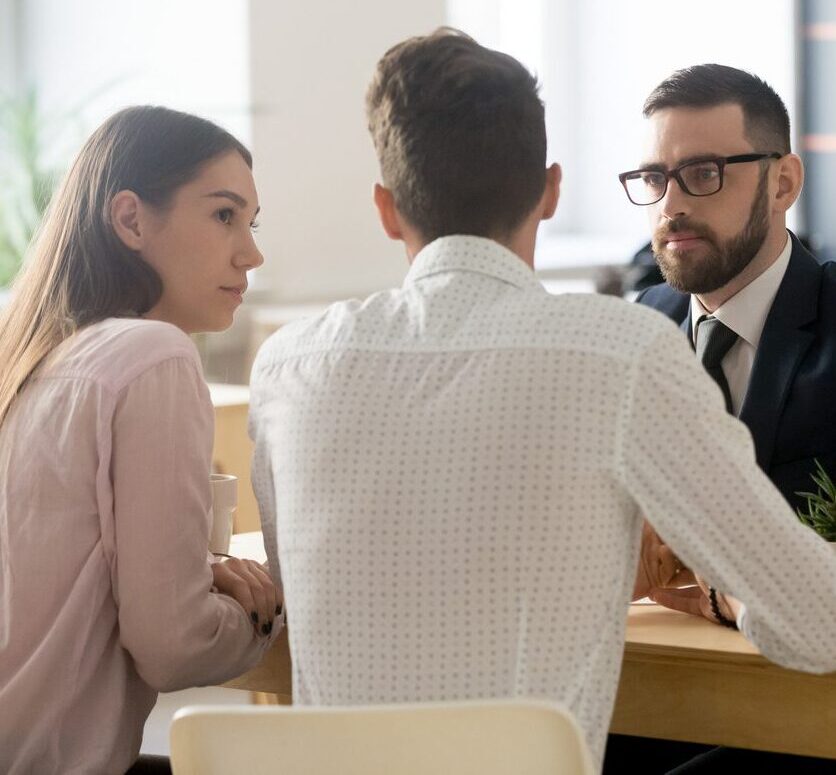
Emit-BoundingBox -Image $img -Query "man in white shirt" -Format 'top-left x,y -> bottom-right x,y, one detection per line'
610,64 -> 836,773
249,31 -> 836,771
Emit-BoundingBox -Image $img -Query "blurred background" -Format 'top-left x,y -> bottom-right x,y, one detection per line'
2,0 -> 834,756
2,0 -> 833,386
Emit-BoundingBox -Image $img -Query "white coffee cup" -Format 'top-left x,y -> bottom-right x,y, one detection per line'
209,473 -> 237,554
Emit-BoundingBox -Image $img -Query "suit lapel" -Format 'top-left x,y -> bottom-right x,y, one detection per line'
680,305 -> 693,346
739,237 -> 821,471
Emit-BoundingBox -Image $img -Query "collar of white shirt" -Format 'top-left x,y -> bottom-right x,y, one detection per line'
404,235 -> 546,293
690,231 -> 793,348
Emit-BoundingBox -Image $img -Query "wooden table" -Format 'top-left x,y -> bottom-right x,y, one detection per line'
611,604 -> 836,758
209,384 -> 260,534
224,532 -> 836,758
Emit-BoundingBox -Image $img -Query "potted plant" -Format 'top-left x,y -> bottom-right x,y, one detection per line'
796,460 -> 836,542
0,90 -> 64,292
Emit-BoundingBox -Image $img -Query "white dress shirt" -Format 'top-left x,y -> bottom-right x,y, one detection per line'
250,235 -> 836,771
690,232 -> 792,415
0,318 -> 270,775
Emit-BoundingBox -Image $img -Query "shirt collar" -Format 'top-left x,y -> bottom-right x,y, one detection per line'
690,231 -> 793,348
404,235 -> 545,293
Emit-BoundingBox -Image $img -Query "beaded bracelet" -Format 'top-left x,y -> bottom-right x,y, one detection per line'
709,586 -> 738,629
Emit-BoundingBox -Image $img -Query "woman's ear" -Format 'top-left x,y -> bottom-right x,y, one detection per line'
110,190 -> 145,251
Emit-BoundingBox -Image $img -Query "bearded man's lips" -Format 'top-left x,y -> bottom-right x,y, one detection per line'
665,236 -> 705,251
657,230 -> 705,251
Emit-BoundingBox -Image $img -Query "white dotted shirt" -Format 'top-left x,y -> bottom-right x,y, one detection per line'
250,235 -> 836,769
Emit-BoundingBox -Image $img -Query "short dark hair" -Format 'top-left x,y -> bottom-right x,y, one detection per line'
643,64 -> 791,155
366,28 -> 546,242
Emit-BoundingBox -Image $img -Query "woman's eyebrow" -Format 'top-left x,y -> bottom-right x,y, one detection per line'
203,190 -> 247,208
203,190 -> 260,217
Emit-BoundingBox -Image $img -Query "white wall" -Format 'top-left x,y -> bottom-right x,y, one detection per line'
15,0 -> 250,158
248,0 -> 446,303
570,0 -> 797,242
0,0 -> 17,94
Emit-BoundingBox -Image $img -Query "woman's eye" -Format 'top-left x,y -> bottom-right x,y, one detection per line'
217,208 -> 234,225
250,219 -> 260,233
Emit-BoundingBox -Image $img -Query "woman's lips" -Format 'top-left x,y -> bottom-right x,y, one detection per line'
220,286 -> 244,303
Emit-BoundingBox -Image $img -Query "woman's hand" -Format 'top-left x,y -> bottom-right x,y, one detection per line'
212,558 -> 283,636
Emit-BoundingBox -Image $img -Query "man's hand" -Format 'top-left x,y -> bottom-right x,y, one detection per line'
632,520 -> 687,600
212,557 -> 283,636
649,574 -> 740,626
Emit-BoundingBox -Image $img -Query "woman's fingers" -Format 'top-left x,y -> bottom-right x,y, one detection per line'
237,561 -> 270,633
212,558 -> 282,635
239,560 -> 277,634
248,562 -> 280,620
212,561 -> 257,628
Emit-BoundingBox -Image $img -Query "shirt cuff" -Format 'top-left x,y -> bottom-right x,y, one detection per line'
735,601 -> 747,631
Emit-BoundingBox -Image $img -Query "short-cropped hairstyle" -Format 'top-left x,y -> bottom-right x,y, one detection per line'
643,63 -> 791,155
367,28 -> 547,242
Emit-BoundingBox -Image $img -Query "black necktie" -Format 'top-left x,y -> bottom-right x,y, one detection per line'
694,315 -> 738,413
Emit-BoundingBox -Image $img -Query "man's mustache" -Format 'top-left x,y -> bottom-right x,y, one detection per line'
654,218 -> 716,246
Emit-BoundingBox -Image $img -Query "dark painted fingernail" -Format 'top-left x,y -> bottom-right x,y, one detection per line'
262,622 -> 272,635
251,611 -> 259,624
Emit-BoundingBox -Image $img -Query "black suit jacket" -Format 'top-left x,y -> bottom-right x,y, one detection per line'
637,233 -> 836,511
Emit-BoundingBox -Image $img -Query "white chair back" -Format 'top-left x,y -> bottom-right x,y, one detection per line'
170,698 -> 595,775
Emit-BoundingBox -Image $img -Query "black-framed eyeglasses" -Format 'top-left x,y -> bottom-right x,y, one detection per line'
618,152 -> 783,206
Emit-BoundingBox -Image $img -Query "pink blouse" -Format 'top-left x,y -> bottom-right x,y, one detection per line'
0,318 -> 270,774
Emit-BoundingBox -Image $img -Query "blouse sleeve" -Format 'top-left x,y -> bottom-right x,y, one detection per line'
110,355 -> 270,691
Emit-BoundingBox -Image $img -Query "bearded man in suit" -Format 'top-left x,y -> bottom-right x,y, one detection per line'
623,65 -> 835,518
608,63 -> 836,774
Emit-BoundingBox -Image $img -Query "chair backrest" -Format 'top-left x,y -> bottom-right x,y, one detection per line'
170,698 -> 595,775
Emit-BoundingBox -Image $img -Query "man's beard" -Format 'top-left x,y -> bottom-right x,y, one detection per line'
652,171 -> 770,294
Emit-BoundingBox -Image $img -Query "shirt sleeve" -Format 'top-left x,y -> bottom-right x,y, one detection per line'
617,322 -> 836,673
248,354 -> 283,590
110,355 -> 270,691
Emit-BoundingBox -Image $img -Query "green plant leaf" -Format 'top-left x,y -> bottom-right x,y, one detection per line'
795,459 -> 836,541
0,90 -> 71,287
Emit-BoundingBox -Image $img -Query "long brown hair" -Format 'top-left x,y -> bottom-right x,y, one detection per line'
0,106 -> 252,425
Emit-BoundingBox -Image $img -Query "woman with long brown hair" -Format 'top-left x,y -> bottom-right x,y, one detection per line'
0,106 -> 281,774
